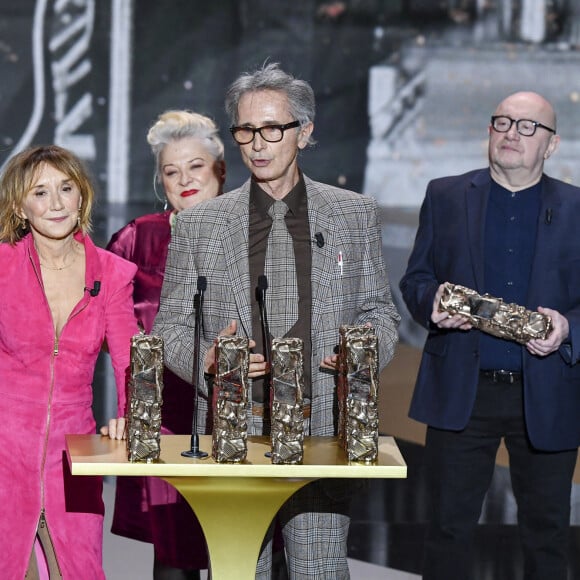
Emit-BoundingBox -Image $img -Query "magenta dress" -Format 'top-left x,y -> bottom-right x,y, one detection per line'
107,211 -> 208,570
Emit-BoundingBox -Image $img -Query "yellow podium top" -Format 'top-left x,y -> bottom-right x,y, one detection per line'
66,434 -> 407,479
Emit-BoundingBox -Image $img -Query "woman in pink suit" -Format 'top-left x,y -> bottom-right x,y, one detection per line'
107,110 -> 225,580
0,145 -> 138,578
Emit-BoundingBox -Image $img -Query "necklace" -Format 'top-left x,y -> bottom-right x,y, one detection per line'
37,247 -> 78,271
39,257 -> 76,271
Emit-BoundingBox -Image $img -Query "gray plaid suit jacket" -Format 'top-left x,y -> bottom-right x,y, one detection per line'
153,175 -> 400,436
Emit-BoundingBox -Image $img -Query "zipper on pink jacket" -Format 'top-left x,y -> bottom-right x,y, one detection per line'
35,340 -> 62,575
30,250 -> 90,574
36,509 -> 63,577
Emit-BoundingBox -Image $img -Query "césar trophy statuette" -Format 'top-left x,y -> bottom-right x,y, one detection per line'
212,336 -> 250,463
438,283 -> 552,344
127,332 -> 164,463
337,325 -> 380,462
270,337 -> 305,465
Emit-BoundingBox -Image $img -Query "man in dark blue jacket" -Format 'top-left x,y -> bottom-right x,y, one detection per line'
400,91 -> 580,580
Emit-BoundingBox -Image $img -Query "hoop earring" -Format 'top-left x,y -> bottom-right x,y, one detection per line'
152,174 -> 165,210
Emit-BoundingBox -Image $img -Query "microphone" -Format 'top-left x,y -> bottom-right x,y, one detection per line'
256,275 -> 271,355
182,275 -> 208,459
196,276 -> 206,340
257,274 -> 268,302
256,275 -> 272,432
314,232 -> 325,248
86,281 -> 101,297
256,275 -> 272,364
545,209 -> 552,225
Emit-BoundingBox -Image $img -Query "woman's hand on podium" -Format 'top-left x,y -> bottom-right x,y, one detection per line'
99,416 -> 127,440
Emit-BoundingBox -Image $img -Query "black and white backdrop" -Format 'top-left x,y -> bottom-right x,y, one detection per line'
3,1 -> 580,341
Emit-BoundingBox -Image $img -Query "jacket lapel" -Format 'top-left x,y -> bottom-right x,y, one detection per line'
220,187 -> 253,335
305,178 -> 340,334
465,170 -> 491,292
527,175 -> 561,308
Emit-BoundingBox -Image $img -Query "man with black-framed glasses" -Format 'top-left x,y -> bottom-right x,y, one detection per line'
400,91 -> 580,579
154,62 -> 400,579
490,114 -> 556,137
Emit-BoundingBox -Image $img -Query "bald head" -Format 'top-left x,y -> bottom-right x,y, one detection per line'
493,91 -> 557,132
488,91 -> 560,191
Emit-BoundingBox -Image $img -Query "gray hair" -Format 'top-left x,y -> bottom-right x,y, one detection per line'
225,62 -> 316,146
147,110 -> 224,184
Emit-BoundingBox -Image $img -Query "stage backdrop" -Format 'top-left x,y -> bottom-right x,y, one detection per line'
2,2 -> 579,210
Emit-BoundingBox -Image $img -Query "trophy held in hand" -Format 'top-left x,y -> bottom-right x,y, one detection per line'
438,283 -> 552,344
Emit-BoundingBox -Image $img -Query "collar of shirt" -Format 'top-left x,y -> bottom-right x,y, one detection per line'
250,172 -> 307,219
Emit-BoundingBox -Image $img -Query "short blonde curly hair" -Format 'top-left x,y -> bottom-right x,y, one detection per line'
147,110 -> 224,186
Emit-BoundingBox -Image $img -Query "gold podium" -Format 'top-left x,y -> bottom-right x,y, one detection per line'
66,434 -> 406,579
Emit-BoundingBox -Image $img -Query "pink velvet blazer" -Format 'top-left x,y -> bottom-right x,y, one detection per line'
0,232 -> 138,578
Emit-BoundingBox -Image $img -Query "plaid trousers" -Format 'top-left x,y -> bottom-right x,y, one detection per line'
255,478 -> 353,579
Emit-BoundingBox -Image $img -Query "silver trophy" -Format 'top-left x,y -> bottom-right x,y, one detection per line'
438,283 -> 552,344
211,336 -> 250,463
338,325 -> 379,462
127,332 -> 164,463
270,338 -> 305,464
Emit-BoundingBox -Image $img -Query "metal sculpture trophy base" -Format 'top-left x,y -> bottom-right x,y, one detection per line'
338,325 -> 379,462
270,338 -> 305,464
127,333 -> 164,463
212,336 -> 250,463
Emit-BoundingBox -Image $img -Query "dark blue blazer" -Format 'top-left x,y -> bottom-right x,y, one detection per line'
400,168 -> 580,451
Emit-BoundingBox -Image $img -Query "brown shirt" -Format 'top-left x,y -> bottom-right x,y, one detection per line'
248,174 -> 312,402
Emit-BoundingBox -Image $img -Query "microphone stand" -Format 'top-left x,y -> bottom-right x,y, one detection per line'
182,276 -> 208,458
257,275 -> 272,447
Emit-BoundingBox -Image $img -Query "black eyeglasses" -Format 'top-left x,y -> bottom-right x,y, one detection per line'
230,121 -> 301,144
491,116 -> 555,137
